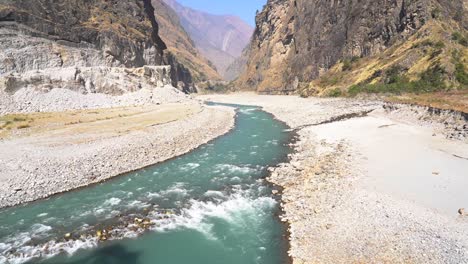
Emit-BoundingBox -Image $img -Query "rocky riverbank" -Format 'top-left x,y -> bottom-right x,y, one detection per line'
201,93 -> 468,263
0,101 -> 235,208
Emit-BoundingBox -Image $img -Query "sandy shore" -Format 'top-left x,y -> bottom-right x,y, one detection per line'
0,101 -> 235,208
200,93 -> 468,263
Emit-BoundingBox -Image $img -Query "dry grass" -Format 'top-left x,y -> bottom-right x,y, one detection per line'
0,104 -> 202,141
385,90 -> 468,113
302,20 -> 467,97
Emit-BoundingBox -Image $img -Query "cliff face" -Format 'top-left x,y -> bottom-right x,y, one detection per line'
236,0 -> 467,93
152,0 -> 221,83
0,0 -> 196,93
0,0 -> 166,70
163,0 -> 253,80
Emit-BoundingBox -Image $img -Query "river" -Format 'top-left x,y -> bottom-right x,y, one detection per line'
0,103 -> 293,264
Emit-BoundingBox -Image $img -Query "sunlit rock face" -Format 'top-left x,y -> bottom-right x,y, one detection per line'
0,0 -> 199,93
0,0 -> 167,73
236,0 -> 466,93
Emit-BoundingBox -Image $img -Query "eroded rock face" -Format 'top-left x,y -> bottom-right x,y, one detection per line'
0,0 -> 196,93
0,0 -> 166,71
236,0 -> 466,93
0,66 -> 172,95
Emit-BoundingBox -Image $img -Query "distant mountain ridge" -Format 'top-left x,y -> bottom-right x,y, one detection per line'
163,0 -> 254,80
152,0 -> 221,83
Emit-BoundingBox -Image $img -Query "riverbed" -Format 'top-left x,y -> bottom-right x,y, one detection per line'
0,103 -> 293,264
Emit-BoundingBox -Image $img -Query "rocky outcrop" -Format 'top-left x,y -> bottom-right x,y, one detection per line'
382,103 -> 468,140
0,0 -> 166,70
236,0 -> 467,93
0,66 -> 172,95
0,0 -> 196,93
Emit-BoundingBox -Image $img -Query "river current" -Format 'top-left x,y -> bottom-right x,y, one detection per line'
0,103 -> 293,264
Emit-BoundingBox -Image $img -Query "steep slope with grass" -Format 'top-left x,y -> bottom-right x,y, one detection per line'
302,20 -> 467,98
236,0 -> 467,96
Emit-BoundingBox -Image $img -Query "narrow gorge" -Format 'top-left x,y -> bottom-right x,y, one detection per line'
0,0 -> 467,263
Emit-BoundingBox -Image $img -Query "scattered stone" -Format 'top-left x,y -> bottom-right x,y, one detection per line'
64,233 -> 72,240
459,208 -> 466,216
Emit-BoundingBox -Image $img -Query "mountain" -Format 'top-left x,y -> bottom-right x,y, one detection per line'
163,0 -> 254,80
0,0 -> 196,93
236,0 -> 467,95
151,0 -> 221,82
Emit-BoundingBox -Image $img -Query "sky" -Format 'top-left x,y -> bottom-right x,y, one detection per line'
176,0 -> 266,26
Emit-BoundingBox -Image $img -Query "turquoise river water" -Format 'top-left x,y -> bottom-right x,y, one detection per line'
0,103 -> 293,264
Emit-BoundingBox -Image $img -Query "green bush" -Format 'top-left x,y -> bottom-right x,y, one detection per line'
455,62 -> 468,87
431,7 -> 441,19
326,88 -> 342,97
452,32 -> 468,47
342,56 -> 360,71
384,66 -> 404,84
347,64 -> 447,96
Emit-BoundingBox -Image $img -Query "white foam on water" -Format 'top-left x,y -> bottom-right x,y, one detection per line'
151,191 -> 277,241
165,185 -> 189,197
266,140 -> 279,145
239,108 -> 256,115
146,183 -> 190,200
31,224 -> 52,237
1,224 -> 53,258
2,190 -> 278,264
103,197 -> 121,207
2,236 -> 99,264
214,164 -> 258,175
180,163 -> 200,171
230,177 -> 242,183
37,213 -> 48,218
126,200 -> 150,209
203,190 -> 225,199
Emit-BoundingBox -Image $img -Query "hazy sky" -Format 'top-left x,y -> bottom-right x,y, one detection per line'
176,0 -> 266,26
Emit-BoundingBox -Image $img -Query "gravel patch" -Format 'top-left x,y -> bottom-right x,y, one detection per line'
0,85 -> 189,115
201,93 -> 468,263
0,103 -> 235,208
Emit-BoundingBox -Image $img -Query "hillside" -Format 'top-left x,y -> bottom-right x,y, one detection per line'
163,0 -> 253,80
236,0 -> 467,98
151,0 -> 221,82
0,0 -> 197,93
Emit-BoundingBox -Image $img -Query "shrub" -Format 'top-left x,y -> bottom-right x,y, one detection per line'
347,63 -> 447,96
326,88 -> 342,97
452,32 -> 468,47
342,56 -> 360,71
431,7 -> 441,19
454,60 -> 468,86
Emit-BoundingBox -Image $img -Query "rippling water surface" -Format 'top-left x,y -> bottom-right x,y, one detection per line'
0,103 -> 293,264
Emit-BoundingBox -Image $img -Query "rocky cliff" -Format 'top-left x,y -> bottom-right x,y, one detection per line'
163,0 -> 254,80
0,0 -> 196,93
236,0 -> 467,94
152,0 -> 221,84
